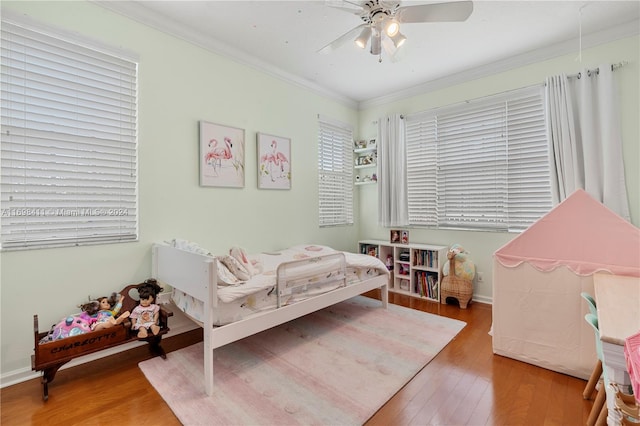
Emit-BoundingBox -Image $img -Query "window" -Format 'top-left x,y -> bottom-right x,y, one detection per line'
1,20 -> 138,250
317,115 -> 353,227
405,86 -> 552,232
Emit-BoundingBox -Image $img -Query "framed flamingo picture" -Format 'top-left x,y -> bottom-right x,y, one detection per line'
257,132 -> 291,189
200,121 -> 245,188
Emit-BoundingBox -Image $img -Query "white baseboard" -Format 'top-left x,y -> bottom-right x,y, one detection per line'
0,305 -> 198,389
472,295 -> 493,305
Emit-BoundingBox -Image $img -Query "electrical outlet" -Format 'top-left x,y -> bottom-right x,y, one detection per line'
477,272 -> 484,282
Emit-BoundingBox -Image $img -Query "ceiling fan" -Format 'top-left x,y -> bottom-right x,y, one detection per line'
318,0 -> 473,62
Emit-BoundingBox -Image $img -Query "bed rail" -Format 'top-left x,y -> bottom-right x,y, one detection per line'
275,252 -> 347,308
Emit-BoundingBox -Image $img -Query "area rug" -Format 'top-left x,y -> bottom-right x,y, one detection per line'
139,296 -> 466,425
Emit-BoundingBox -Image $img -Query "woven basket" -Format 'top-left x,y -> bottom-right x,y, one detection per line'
440,251 -> 473,309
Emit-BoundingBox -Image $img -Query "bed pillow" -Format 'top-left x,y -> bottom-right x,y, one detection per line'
220,255 -> 251,281
167,238 -> 212,256
216,259 -> 243,286
229,246 -> 263,276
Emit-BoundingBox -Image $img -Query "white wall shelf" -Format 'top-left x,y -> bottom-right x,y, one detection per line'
354,139 -> 377,185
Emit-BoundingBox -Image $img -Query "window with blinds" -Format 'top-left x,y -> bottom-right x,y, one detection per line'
317,115 -> 353,227
405,85 -> 552,232
1,20 -> 139,250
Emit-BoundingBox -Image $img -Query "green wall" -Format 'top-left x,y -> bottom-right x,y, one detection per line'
0,1 -> 358,378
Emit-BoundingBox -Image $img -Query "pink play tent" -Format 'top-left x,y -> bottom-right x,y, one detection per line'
492,189 -> 640,379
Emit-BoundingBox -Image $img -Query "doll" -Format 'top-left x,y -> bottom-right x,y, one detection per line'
79,300 -> 99,327
130,279 -> 163,338
92,292 -> 130,331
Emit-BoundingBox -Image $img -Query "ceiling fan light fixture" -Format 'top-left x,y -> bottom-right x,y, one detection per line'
354,27 -> 372,49
384,19 -> 400,37
390,31 -> 407,48
370,33 -> 381,55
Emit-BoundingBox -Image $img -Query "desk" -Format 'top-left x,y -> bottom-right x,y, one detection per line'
594,273 -> 640,425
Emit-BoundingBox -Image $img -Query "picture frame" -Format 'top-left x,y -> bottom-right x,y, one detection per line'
200,121 -> 245,188
390,229 -> 409,244
257,132 -> 291,190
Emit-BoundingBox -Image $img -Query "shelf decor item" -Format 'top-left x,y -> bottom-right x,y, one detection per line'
257,132 -> 291,190
401,230 -> 409,244
440,246 -> 474,309
200,121 -> 245,188
355,140 -> 367,149
390,229 -> 401,243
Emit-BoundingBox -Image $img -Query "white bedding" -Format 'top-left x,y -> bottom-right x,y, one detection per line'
170,244 -> 388,325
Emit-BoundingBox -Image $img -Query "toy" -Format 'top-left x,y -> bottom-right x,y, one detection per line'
92,292 -> 130,331
442,243 -> 476,280
130,279 -> 164,338
40,313 -> 94,343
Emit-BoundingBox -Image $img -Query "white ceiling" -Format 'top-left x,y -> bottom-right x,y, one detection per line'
96,0 -> 639,107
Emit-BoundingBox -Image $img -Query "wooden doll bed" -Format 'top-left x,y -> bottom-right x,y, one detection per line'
32,281 -> 173,400
151,243 -> 389,396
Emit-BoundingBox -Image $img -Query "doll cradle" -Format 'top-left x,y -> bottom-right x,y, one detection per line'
31,280 -> 172,401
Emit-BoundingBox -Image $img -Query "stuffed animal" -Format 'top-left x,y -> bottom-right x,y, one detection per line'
442,243 -> 476,281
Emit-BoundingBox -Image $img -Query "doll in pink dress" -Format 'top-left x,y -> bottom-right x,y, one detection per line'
130,280 -> 163,338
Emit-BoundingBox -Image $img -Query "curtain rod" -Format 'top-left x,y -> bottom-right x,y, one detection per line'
372,114 -> 404,125
569,60 -> 628,79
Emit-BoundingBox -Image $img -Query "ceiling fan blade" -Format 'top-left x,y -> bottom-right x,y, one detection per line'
397,1 -> 473,23
318,23 -> 367,54
324,0 -> 363,15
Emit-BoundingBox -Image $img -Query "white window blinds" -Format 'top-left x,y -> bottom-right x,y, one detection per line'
318,115 -> 353,227
405,86 -> 552,232
1,20 -> 139,250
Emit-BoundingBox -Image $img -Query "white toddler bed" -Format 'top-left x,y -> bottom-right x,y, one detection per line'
151,243 -> 389,396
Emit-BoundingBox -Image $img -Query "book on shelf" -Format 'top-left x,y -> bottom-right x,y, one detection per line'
414,250 -> 438,268
415,271 -> 439,299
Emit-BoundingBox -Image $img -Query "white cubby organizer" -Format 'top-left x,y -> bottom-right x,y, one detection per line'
359,239 -> 447,302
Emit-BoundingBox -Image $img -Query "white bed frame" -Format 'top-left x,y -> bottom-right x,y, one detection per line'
151,243 -> 389,396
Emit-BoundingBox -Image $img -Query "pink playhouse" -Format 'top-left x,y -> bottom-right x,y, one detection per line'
492,189 -> 640,379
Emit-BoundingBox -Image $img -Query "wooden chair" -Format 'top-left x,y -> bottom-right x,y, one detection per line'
585,313 -> 608,426
582,292 -> 603,400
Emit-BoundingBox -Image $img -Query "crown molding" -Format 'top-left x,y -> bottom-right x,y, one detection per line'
92,1 -> 358,109
358,19 -> 640,110
92,2 -> 637,112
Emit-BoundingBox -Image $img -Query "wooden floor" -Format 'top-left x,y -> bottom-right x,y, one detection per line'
1,292 -> 595,425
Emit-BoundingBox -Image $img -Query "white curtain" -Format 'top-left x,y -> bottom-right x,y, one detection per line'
545,64 -> 630,221
378,114 -> 408,226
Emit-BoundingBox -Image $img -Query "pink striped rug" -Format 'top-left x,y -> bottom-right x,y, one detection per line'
139,296 -> 465,425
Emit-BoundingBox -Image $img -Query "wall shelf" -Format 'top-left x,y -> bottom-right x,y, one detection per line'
354,139 -> 377,185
